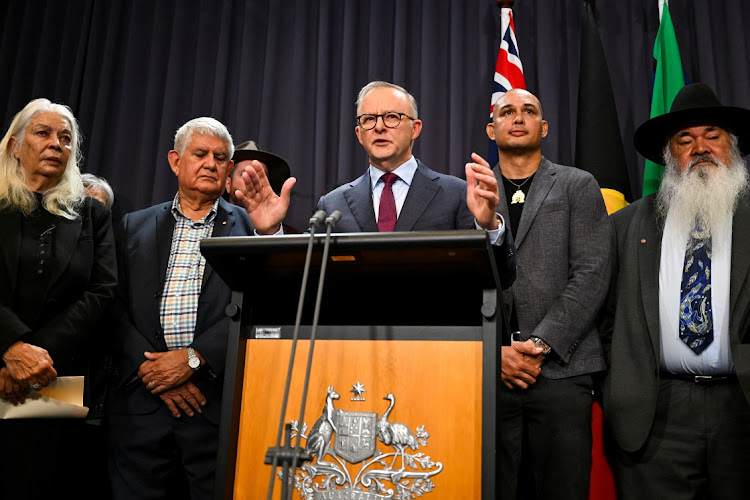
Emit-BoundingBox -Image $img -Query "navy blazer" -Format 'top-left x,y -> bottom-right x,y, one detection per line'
108,197 -> 255,424
317,159 -> 515,288
0,198 -> 117,372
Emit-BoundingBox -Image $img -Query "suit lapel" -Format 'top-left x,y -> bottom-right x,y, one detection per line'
729,197 -> 750,340
155,204 -> 175,289
514,159 -> 555,247
637,197 -> 663,355
47,214 -> 82,288
395,161 -> 440,231
344,172 -> 378,232
202,200 -> 235,288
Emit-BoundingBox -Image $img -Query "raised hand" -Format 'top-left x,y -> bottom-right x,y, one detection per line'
465,152 -> 500,230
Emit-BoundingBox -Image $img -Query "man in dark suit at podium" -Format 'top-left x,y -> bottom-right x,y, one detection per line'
108,117 -> 255,500
232,80 -> 515,286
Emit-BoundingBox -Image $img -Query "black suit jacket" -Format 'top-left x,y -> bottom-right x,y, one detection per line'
108,197 -> 255,424
0,198 -> 117,373
600,194 -> 750,452
316,159 -> 516,288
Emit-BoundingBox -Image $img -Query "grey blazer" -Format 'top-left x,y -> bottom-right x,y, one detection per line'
600,194 -> 750,452
494,157 -> 610,379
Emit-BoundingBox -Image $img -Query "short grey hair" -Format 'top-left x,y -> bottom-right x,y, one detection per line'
173,117 -> 234,158
81,173 -> 115,208
356,81 -> 418,119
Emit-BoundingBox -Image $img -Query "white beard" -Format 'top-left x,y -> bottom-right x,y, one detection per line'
656,147 -> 749,240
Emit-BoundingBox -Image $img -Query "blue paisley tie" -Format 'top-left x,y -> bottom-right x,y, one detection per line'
678,223 -> 713,354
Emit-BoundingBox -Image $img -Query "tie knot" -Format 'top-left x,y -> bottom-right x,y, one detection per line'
381,172 -> 399,186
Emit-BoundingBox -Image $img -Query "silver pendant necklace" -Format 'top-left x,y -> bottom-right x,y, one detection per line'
506,176 -> 532,204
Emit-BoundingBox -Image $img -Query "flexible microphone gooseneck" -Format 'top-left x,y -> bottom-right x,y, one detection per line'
266,210 -> 326,500
286,210 -> 342,499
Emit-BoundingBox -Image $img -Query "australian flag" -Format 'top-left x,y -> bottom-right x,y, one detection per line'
488,7 -> 526,168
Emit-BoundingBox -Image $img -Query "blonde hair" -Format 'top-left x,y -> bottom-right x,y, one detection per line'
0,98 -> 85,219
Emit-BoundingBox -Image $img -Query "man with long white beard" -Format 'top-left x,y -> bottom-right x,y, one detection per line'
599,83 -> 750,499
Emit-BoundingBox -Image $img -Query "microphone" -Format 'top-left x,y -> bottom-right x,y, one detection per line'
286,209 -> 339,497
309,210 -> 327,231
325,210 -> 342,229
265,210 -> 326,500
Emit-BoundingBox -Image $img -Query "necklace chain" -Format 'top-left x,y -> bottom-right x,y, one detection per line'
505,176 -> 532,189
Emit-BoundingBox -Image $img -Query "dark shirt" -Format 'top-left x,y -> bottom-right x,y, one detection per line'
501,173 -> 535,333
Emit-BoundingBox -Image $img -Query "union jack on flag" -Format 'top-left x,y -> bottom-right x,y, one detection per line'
488,7 -> 526,166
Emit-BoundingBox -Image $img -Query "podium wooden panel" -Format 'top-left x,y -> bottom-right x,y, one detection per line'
235,338 -> 482,499
201,231 -> 505,500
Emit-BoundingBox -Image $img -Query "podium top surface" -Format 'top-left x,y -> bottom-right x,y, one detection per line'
201,230 -> 501,325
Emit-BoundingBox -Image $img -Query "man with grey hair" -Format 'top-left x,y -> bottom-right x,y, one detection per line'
108,117 -> 255,499
236,80 -> 514,286
600,83 -> 750,499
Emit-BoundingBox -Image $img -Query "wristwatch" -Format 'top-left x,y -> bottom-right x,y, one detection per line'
187,347 -> 201,371
530,336 -> 552,356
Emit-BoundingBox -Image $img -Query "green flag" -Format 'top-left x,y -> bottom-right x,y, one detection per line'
641,2 -> 685,197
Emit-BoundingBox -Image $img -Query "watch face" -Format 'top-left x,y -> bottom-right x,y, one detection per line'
188,356 -> 200,369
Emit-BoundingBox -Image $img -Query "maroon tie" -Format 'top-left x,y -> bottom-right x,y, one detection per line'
377,172 -> 399,232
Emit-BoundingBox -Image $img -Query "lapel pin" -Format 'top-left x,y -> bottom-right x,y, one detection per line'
640,239 -> 646,243
222,221 -> 227,225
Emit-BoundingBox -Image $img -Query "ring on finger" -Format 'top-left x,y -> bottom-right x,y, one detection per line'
30,383 -> 41,391
150,381 -> 156,389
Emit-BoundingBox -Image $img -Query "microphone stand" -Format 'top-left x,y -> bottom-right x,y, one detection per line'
286,210 -> 342,500
265,210 -> 326,500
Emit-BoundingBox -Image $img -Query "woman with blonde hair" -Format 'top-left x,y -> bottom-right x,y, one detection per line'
0,98 -> 117,499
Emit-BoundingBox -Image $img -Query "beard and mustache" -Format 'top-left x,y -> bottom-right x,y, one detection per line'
655,135 -> 749,240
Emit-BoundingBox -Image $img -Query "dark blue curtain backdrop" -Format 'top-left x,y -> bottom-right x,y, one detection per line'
2,0 -> 749,228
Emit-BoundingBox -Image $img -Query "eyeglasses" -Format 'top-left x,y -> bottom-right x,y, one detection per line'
356,112 -> 415,130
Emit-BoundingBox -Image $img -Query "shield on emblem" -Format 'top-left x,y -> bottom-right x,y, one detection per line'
333,409 -> 377,463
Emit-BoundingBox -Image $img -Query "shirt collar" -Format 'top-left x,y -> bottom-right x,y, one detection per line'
369,156 -> 418,191
170,192 -> 220,226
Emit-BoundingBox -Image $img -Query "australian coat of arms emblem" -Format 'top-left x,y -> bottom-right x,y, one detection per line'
282,385 -> 443,499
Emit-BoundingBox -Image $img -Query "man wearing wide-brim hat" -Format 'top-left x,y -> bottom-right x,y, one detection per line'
600,82 -> 750,499
226,140 -> 290,204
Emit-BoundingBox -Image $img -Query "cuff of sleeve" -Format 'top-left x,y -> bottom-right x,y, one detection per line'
476,213 -> 505,245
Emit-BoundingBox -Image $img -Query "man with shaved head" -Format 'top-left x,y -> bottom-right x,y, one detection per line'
484,88 -> 611,500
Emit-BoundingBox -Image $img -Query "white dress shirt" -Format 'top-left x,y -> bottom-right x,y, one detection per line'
659,210 -> 734,374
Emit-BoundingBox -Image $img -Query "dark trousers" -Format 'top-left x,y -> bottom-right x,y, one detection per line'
613,377 -> 750,500
500,373 -> 594,500
108,405 -> 219,500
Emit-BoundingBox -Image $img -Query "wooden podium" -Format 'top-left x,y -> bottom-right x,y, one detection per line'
201,231 -> 505,500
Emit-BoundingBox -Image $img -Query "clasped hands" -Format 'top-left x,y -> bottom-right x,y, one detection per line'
138,350 -> 206,418
0,341 -> 57,404
501,340 -> 545,390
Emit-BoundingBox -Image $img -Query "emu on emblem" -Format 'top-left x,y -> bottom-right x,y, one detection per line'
333,409 -> 377,463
